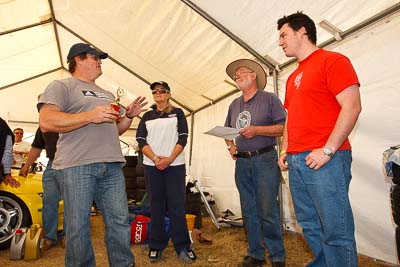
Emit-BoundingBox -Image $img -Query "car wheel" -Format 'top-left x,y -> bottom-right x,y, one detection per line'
0,192 -> 31,249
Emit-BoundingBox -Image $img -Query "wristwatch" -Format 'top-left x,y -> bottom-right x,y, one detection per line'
227,145 -> 233,150
323,146 -> 334,158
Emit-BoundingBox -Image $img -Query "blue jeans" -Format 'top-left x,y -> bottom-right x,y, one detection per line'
287,150 -> 357,267
235,150 -> 285,262
144,164 -> 191,254
60,162 -> 134,267
42,160 -> 65,243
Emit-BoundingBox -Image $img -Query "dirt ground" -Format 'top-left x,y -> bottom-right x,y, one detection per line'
0,214 -> 396,266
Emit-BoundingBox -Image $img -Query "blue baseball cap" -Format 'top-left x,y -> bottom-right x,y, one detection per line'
150,81 -> 171,92
67,43 -> 108,62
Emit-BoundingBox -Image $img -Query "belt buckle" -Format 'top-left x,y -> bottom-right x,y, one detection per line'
245,151 -> 252,157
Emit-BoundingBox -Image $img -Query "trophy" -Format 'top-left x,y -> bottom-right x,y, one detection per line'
110,87 -> 126,121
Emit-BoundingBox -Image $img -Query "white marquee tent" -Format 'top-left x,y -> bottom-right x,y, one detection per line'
1,0 -> 400,264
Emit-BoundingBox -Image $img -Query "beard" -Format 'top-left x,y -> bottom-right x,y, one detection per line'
236,79 -> 253,90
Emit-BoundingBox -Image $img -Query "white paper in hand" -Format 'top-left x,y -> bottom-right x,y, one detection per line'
204,126 -> 239,140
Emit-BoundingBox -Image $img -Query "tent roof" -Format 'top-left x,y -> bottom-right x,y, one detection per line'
1,0 -> 399,129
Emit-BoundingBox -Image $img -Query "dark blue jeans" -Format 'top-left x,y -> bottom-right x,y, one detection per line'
235,150 -> 285,262
144,164 -> 191,254
287,150 -> 357,267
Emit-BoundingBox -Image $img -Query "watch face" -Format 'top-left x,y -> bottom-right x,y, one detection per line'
323,147 -> 333,156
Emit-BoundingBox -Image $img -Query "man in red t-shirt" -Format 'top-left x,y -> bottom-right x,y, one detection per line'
277,12 -> 361,267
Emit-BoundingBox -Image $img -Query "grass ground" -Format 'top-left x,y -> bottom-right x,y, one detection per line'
0,214 -> 396,266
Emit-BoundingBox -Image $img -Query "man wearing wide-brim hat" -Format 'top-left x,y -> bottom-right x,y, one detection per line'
224,59 -> 287,267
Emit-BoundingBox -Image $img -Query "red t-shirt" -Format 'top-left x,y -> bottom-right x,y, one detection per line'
284,49 -> 360,153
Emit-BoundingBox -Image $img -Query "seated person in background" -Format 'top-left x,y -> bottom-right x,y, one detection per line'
12,127 -> 31,169
0,117 -> 20,187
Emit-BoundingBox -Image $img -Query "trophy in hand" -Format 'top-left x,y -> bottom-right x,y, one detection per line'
110,87 -> 126,121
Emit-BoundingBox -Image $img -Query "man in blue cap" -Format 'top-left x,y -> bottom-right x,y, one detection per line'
39,43 -> 147,267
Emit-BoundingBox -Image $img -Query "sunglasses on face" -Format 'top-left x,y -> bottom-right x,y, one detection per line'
14,132 -> 23,135
87,54 -> 101,61
152,89 -> 168,95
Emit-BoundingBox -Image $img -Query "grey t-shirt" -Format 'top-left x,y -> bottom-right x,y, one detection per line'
225,90 -> 286,151
39,77 -> 125,170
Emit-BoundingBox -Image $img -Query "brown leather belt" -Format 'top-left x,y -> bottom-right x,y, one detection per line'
234,146 -> 274,158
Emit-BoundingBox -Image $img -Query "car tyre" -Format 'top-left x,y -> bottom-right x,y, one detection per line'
0,191 -> 31,249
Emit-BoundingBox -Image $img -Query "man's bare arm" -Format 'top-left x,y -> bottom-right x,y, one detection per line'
324,84 -> 362,152
39,104 -> 119,133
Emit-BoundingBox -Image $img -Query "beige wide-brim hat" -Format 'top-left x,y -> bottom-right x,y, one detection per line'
226,59 -> 267,89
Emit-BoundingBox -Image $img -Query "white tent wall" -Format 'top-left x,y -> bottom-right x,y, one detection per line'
337,13 -> 400,263
190,93 -> 240,214
190,10 -> 400,265
191,0 -> 399,64
0,70 -> 70,131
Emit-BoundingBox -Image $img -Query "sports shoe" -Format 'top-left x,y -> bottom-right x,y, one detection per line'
238,255 -> 266,267
178,248 -> 196,264
148,249 -> 162,263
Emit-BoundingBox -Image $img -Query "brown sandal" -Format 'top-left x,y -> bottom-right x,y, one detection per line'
191,228 -> 213,245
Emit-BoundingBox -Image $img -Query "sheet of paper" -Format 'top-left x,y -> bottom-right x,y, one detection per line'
204,126 -> 239,140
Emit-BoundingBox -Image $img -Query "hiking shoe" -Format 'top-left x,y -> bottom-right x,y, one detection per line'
178,248 -> 196,264
148,249 -> 162,263
238,256 -> 266,267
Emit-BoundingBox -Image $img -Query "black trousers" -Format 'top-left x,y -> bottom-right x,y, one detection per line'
144,164 -> 191,254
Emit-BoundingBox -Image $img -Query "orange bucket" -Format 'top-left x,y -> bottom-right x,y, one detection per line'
186,214 -> 196,230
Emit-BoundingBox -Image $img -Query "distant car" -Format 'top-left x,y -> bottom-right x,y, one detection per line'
0,169 -> 64,249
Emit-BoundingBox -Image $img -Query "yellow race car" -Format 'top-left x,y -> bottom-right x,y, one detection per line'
0,169 -> 64,249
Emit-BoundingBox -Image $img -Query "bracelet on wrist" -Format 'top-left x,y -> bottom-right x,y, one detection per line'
152,155 -> 158,162
280,150 -> 287,156
126,114 -> 134,119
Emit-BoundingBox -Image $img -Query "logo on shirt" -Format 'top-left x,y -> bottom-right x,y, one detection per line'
81,90 -> 110,99
294,72 -> 303,89
236,111 -> 251,130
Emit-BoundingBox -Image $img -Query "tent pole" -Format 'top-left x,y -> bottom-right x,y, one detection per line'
272,68 -> 285,227
0,19 -> 52,36
54,21 -> 194,114
48,0 -> 64,68
0,67 -> 63,91
280,2 -> 400,70
181,0 -> 277,71
188,114 -> 195,167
